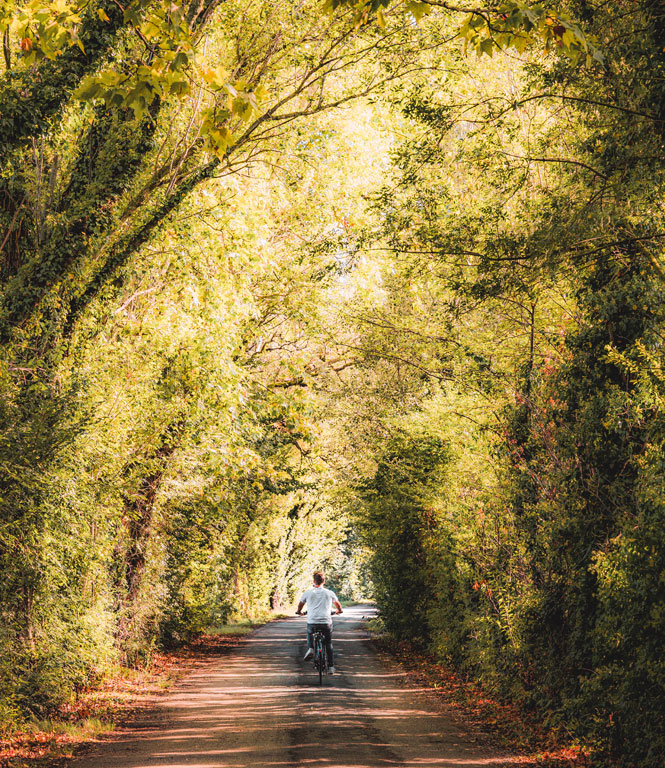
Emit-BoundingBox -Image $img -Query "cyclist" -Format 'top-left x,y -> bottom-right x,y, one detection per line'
296,570 -> 343,673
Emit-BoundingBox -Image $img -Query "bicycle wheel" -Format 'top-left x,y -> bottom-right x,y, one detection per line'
316,638 -> 324,685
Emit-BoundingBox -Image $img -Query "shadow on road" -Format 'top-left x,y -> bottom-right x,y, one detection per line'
71,607 -> 519,768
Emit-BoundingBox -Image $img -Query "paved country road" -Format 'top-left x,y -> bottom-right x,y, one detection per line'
71,606 -> 519,768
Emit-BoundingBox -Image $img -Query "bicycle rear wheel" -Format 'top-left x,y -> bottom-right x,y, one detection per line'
317,638 -> 324,685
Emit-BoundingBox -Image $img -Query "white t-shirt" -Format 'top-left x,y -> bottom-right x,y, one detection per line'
301,586 -> 338,624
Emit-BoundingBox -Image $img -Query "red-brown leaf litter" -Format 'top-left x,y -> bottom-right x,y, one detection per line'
0,632 -> 249,768
374,638 -> 591,768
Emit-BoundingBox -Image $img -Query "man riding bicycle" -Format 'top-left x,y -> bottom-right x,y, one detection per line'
296,570 -> 343,673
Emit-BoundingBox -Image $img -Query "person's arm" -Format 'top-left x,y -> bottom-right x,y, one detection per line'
296,599 -> 305,615
333,599 -> 343,614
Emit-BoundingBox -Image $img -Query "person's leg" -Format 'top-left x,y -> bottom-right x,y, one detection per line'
323,624 -> 334,666
303,625 -> 314,659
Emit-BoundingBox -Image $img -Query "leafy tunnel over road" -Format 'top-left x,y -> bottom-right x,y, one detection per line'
2,1 -> 665,766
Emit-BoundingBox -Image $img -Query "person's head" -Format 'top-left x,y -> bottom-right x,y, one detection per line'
313,571 -> 325,586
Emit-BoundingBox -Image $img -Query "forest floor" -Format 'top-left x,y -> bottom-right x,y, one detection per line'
1,608 -> 589,768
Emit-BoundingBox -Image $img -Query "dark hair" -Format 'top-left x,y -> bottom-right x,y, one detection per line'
313,571 -> 325,585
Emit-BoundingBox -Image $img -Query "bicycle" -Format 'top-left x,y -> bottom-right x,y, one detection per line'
311,627 -> 329,684
297,609 -> 341,684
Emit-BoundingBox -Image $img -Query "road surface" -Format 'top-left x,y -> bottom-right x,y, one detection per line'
71,606 -> 520,768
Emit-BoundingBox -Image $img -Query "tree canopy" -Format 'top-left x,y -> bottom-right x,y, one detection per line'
1,1 -> 665,766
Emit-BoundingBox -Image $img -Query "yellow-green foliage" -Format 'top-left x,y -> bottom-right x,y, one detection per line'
1,3 -> 665,767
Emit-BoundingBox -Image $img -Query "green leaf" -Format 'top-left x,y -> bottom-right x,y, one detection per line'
74,78 -> 100,101
169,79 -> 190,96
406,1 -> 430,22
512,34 -> 528,54
479,38 -> 494,57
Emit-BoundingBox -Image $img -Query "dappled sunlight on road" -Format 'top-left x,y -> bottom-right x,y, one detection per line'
72,607 -> 521,768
